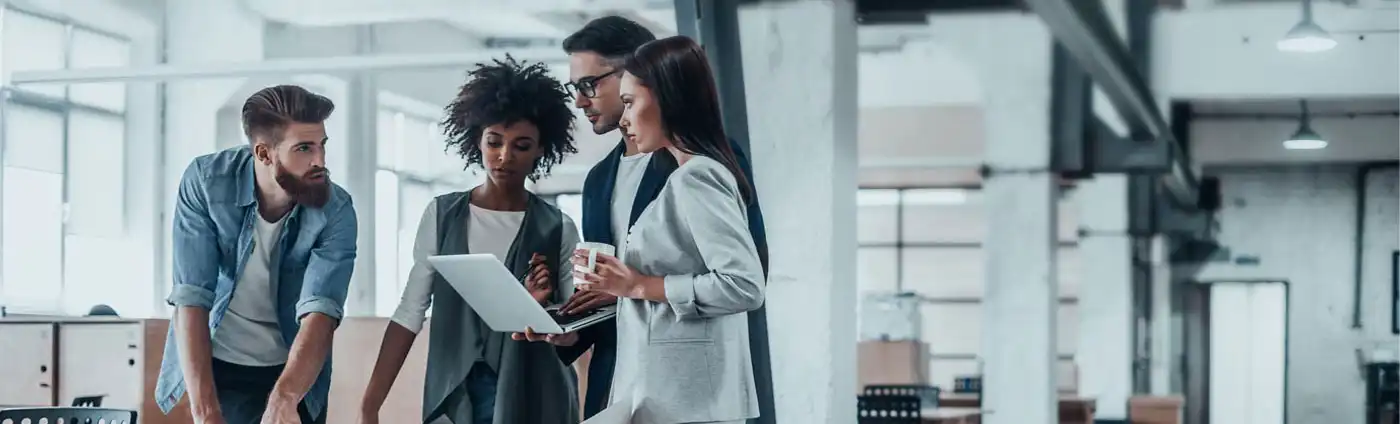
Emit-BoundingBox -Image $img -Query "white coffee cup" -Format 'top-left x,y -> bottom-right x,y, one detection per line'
574,242 -> 617,286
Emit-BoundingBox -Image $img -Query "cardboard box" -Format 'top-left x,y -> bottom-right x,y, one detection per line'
857,340 -> 928,391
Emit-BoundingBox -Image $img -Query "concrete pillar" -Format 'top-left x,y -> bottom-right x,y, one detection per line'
1150,235 -> 1173,395
932,14 -> 1059,424
1076,175 -> 1134,420
342,26 -> 377,317
161,1 -> 264,306
1074,1 -> 1137,418
737,1 -> 858,423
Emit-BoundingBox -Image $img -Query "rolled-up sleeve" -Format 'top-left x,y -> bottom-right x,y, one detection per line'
168,160 -> 221,310
662,164 -> 765,319
296,198 -> 358,322
389,201 -> 438,334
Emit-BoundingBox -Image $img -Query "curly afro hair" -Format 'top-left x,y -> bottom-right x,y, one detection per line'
441,55 -> 577,180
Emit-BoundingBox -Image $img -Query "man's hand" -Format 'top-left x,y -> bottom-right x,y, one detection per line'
261,393 -> 301,424
511,327 -> 579,346
559,290 -> 617,315
525,253 -> 552,305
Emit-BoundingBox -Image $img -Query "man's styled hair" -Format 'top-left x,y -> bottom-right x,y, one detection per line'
441,55 -> 577,180
561,16 -> 657,63
241,85 -> 335,145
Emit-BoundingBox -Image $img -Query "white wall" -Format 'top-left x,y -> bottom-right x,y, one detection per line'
1193,165 -> 1398,423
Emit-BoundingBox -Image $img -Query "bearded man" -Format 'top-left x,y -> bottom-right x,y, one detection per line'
154,85 -> 357,424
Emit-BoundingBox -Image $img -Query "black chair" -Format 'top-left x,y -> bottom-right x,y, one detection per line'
0,407 -> 137,424
71,395 -> 105,407
863,384 -> 940,408
857,394 -> 922,423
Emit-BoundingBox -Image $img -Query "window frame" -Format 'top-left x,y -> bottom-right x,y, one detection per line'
371,105 -> 476,317
0,5 -> 131,314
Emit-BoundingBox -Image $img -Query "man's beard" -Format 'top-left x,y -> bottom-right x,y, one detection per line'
275,165 -> 331,208
588,109 -> 621,135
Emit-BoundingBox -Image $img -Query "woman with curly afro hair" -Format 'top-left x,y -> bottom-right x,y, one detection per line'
358,56 -> 583,424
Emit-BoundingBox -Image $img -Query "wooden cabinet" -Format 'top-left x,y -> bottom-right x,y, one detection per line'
0,318 -> 190,423
0,322 -> 57,407
58,322 -> 145,411
3,317 -> 438,424
56,320 -> 191,424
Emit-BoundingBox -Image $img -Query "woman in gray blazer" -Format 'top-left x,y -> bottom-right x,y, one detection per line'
568,35 -> 767,424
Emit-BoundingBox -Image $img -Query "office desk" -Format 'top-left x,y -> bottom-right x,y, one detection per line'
326,318 -> 431,423
921,407 -> 981,423
939,394 -> 1094,424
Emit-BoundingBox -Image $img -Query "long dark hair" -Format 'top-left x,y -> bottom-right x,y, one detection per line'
623,35 -> 753,203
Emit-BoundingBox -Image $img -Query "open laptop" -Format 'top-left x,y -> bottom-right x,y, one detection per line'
426,253 -> 616,334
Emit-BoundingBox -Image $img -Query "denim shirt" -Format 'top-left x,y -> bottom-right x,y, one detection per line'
154,146 -> 357,420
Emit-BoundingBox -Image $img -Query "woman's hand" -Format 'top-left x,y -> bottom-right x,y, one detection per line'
572,249 -> 641,298
511,327 -> 579,346
572,249 -> 665,301
355,411 -> 379,424
525,253 -> 552,305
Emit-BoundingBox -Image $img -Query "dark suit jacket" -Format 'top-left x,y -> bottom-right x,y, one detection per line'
562,139 -> 773,423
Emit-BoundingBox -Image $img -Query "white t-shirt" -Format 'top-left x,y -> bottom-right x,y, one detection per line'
390,201 -> 580,334
212,213 -> 290,366
611,152 -> 652,262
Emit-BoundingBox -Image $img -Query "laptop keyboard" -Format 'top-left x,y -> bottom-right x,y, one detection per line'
549,308 -> 604,326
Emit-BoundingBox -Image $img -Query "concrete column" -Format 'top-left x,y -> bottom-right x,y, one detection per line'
1076,175 -> 1134,420
161,1 -> 264,307
932,14 -> 1059,424
341,27 -> 377,317
737,1 -> 858,423
1075,1 -> 1136,418
1150,235 -> 1173,395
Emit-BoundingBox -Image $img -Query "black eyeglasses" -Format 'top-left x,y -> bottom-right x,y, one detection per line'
564,69 -> 621,99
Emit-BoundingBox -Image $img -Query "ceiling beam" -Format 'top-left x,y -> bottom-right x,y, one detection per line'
7,49 -> 567,84
1023,0 -> 1200,207
243,0 -> 654,26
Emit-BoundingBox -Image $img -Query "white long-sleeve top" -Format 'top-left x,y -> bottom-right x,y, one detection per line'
389,200 -> 580,334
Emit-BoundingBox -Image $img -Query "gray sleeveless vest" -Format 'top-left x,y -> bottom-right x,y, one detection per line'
421,190 -> 579,424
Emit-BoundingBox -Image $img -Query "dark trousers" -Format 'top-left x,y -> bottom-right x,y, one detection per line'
429,361 -> 499,424
211,358 -> 324,424
578,319 -> 618,418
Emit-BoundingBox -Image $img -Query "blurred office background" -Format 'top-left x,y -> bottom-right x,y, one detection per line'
0,0 -> 1397,423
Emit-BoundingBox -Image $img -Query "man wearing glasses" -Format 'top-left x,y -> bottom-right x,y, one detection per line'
552,16 -> 774,424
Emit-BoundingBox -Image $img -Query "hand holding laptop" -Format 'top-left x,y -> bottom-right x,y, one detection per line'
511,326 -> 579,346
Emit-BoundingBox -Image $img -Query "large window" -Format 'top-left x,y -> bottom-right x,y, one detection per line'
0,8 -> 131,314
857,187 -> 1082,390
372,108 -> 478,316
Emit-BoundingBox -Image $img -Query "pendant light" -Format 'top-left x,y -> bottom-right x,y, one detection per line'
1284,100 -> 1328,150
1277,0 -> 1338,53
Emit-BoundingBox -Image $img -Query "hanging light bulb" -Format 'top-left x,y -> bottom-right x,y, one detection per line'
1284,100 -> 1329,150
1278,0 -> 1337,53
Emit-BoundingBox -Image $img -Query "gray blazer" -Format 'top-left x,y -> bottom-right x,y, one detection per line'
611,156 -> 766,424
